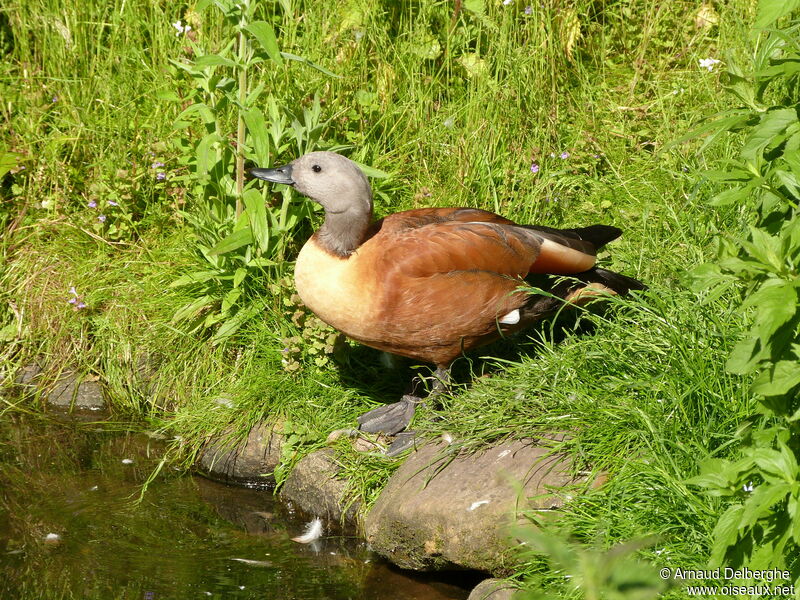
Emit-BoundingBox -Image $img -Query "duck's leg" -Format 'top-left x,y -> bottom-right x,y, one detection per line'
357,366 -> 451,436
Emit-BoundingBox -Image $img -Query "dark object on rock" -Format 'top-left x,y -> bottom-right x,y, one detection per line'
250,151 -> 645,436
468,579 -> 520,600
280,449 -> 361,526
365,439 -> 597,573
197,423 -> 283,487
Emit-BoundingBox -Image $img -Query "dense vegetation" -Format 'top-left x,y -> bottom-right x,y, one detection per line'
1,0 -> 798,596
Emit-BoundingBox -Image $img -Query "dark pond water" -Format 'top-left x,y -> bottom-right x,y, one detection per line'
0,414 -> 474,600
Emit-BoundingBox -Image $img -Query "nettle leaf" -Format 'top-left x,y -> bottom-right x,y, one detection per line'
243,107 -> 270,165
711,183 -> 755,207
742,227 -> 786,272
791,491 -> 800,543
174,103 -> 216,127
710,504 -> 744,565
196,133 -> 221,177
727,335 -> 765,375
741,108 -> 798,163
242,187 -> 271,251
208,227 -> 254,256
743,279 -> 797,339
353,161 -> 390,179
194,54 -> 239,69
755,0 -> 800,29
740,483 -> 792,529
751,360 -> 800,396
751,446 -> 798,480
685,470 -> 734,493
221,287 -> 242,312
774,169 -> 800,200
244,21 -> 283,65
172,295 -> 215,323
233,267 -> 247,288
212,303 -> 262,343
169,270 -> 221,288
781,217 -> 800,258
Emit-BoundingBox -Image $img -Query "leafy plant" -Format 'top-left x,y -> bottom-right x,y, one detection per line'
685,0 -> 800,577
165,1 -> 334,343
514,530 -> 669,600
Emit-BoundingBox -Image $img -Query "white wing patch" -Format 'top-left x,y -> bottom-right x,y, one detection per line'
499,309 -> 520,325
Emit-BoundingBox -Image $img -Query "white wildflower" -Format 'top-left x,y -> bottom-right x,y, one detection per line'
698,57 -> 721,72
172,20 -> 192,37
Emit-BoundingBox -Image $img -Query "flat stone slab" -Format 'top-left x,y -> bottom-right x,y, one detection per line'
48,372 -> 106,411
365,439 -> 592,573
197,423 -> 283,486
280,449 -> 360,527
12,363 -> 106,412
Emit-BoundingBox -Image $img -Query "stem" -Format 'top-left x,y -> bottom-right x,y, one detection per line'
235,24 -> 247,219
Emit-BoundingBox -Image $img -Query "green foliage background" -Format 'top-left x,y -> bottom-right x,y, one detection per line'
1,0 -> 798,596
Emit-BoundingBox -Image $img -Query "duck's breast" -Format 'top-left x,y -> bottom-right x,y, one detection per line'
294,236 -> 378,339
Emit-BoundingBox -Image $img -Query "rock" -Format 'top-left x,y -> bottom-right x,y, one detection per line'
197,422 -> 283,486
280,449 -> 360,527
365,439 -> 595,573
12,363 -> 106,412
468,578 -> 519,600
48,371 -> 106,411
14,362 -> 43,387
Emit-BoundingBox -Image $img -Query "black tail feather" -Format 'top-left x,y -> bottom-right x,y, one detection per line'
565,225 -> 623,249
577,267 -> 647,294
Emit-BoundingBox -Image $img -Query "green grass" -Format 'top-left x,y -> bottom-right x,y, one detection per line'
0,0 -> 770,596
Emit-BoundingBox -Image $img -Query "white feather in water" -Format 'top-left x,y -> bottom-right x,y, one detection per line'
292,517 -> 323,543
229,558 -> 273,567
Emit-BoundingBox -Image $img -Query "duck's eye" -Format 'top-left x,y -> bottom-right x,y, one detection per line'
312,164 -> 322,173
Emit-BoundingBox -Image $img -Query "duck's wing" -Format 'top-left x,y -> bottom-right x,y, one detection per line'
378,209 -> 620,277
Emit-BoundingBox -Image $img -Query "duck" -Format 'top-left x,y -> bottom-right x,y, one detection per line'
250,151 -> 644,440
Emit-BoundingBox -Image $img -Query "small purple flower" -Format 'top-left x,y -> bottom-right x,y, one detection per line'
524,5 -> 532,14
108,200 -> 119,207
69,286 -> 77,296
530,163 -> 540,174
560,151 -> 570,159
98,214 -> 106,222
76,302 -> 87,309
151,161 -> 164,169
51,96 -> 58,103
68,297 -> 77,305
88,200 -> 97,208
156,172 -> 166,181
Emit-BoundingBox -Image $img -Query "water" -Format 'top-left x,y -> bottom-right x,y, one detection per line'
0,414 -> 474,599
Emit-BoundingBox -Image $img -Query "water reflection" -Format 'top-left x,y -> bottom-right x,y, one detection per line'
0,414 -> 471,599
